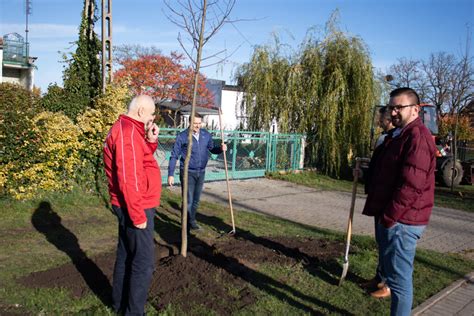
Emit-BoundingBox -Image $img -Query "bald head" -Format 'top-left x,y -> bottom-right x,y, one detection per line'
127,95 -> 156,126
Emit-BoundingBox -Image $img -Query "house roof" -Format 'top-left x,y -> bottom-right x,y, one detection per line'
463,100 -> 474,113
158,100 -> 219,115
223,84 -> 244,92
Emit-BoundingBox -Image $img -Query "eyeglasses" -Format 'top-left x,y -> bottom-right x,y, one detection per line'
387,104 -> 418,112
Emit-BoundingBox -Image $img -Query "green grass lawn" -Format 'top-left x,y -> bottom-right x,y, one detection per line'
434,184 -> 474,212
0,185 -> 472,315
267,170 -> 360,193
268,170 -> 474,212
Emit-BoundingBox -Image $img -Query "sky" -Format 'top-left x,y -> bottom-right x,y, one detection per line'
1,0 -> 473,93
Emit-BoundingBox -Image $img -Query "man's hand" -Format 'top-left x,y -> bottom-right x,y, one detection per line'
168,176 -> 174,187
221,143 -> 227,151
146,122 -> 159,143
134,221 -> 147,229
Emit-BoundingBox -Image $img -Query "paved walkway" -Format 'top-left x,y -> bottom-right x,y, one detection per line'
186,178 -> 474,315
412,272 -> 473,316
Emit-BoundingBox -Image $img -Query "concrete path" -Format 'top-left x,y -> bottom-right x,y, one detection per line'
197,178 -> 474,257
412,272 -> 474,316
180,177 -> 474,316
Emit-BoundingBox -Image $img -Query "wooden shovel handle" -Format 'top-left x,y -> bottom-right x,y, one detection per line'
218,109 -> 235,232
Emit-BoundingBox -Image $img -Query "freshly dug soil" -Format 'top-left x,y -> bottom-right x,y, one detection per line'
18,235 -> 344,314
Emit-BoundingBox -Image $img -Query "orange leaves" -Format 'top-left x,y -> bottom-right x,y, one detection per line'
439,115 -> 474,141
114,53 -> 213,107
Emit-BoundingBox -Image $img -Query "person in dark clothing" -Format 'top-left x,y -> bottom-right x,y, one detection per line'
362,88 -> 437,316
375,106 -> 396,148
168,113 -> 227,230
363,106 -> 396,298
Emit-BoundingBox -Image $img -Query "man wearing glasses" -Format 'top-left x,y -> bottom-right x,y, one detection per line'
362,87 -> 437,315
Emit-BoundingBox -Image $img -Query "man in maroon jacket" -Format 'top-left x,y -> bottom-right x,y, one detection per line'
103,94 -> 161,315
362,88 -> 437,316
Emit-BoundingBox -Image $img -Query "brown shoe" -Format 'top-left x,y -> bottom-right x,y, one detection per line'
370,285 -> 391,299
361,278 -> 385,290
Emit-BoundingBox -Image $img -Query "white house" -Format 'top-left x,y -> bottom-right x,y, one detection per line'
1,33 -> 37,91
201,80 -> 248,131
158,79 -> 248,131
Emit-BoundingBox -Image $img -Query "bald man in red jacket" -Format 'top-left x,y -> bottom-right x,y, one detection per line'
103,95 -> 161,315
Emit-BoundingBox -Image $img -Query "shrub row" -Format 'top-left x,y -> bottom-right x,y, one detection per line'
0,82 -> 130,200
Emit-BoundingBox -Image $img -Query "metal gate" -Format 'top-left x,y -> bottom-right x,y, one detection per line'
155,128 -> 304,184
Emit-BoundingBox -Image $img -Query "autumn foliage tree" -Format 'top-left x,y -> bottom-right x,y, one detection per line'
438,115 -> 474,142
114,52 -> 213,117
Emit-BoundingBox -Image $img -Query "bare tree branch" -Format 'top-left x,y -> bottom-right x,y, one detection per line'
200,41 -> 245,68
164,0 -> 237,257
388,36 -> 473,117
166,0 -> 237,68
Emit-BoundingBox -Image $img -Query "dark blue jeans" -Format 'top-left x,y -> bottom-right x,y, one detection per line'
112,205 -> 155,315
374,216 -> 386,284
180,170 -> 205,228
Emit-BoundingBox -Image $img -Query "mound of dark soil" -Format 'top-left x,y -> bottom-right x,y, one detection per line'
18,236 -> 344,314
149,250 -> 255,314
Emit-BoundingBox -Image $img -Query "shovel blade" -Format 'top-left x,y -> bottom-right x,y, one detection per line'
339,261 -> 349,286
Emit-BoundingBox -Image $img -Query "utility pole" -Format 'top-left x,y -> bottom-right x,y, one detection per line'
101,0 -> 113,93
25,0 -> 32,62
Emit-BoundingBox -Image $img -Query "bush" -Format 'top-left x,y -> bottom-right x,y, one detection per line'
0,82 -> 131,200
2,111 -> 82,200
0,83 -> 42,164
0,83 -> 43,196
41,83 -> 69,112
41,83 -> 90,121
75,83 -> 131,190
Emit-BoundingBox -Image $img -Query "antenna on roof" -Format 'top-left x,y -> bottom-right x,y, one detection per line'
25,0 -> 32,61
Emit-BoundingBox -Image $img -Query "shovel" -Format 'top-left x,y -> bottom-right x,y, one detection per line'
218,108 -> 236,235
339,157 -> 363,286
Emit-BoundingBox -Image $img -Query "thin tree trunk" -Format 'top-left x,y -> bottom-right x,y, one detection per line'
450,112 -> 459,192
180,0 -> 207,257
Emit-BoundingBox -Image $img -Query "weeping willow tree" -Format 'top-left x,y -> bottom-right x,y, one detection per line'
237,14 -> 376,177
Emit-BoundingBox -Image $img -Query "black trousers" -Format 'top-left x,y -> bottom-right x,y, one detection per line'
111,206 -> 155,315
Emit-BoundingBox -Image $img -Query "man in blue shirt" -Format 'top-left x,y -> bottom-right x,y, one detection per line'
168,113 -> 227,230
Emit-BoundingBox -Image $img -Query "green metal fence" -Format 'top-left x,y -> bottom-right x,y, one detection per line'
156,128 -> 304,184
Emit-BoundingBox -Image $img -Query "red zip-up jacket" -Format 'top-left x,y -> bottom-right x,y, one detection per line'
103,115 -> 162,225
363,117 -> 437,227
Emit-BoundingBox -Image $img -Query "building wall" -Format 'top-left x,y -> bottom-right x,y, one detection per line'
202,87 -> 247,131
1,65 -> 35,90
0,45 -> 3,82
222,88 -> 247,130
2,67 -> 22,84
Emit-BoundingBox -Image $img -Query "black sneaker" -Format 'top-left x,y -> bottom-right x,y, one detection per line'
190,223 -> 201,230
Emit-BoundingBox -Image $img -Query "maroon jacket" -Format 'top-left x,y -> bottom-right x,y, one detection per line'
362,117 -> 437,227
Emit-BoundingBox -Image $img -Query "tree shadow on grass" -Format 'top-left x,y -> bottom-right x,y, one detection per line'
415,250 -> 469,278
196,211 -> 365,286
31,201 -> 112,307
164,196 -> 366,286
155,209 -> 354,315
